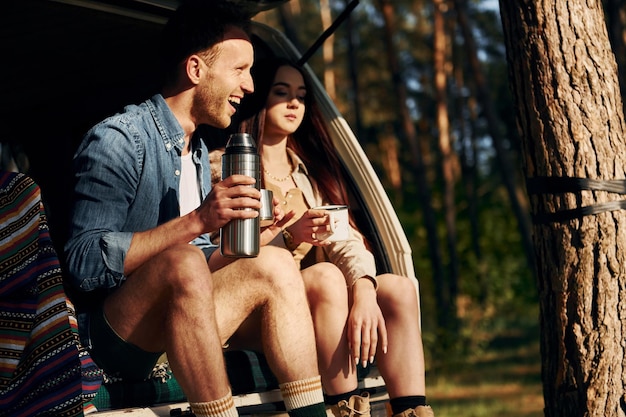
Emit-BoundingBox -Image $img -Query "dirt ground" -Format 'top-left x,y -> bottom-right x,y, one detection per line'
426,325 -> 544,417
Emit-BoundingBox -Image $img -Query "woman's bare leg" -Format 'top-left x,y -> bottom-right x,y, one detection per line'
374,273 -> 426,398
302,262 -> 358,395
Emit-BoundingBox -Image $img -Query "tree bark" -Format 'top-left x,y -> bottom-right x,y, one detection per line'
319,0 -> 336,100
376,0 -> 447,331
434,0 -> 460,329
453,0 -> 537,273
604,0 -> 626,114
499,0 -> 626,415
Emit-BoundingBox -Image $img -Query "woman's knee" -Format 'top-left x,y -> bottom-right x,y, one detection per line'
378,273 -> 419,312
303,262 -> 347,303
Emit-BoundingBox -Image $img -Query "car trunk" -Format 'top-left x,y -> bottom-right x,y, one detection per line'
1,1 -> 418,415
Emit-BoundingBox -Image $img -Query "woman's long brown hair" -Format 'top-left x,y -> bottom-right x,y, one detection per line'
235,57 -> 359,230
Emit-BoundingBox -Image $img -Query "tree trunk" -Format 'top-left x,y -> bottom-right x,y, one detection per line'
453,0 -> 537,273
278,1 -> 304,53
319,0 -> 336,100
434,0 -> 459,329
344,0 -> 363,141
380,126 -> 403,195
499,1 -> 626,415
455,60 -> 488,304
604,0 -> 626,114
376,0 -> 447,332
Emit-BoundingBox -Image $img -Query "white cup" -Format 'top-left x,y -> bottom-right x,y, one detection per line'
312,205 -> 349,242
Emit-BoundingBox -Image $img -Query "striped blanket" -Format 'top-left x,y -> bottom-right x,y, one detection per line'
0,171 -> 101,416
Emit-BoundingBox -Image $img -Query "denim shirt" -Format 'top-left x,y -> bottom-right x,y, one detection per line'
64,94 -> 216,296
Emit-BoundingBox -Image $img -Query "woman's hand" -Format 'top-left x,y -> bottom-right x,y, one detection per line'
260,197 -> 295,245
286,208 -> 334,246
348,279 -> 388,368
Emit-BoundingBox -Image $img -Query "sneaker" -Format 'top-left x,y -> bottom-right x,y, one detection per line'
327,392 -> 371,417
392,405 -> 435,417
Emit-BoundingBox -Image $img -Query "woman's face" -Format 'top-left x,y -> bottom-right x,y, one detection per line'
263,65 -> 307,139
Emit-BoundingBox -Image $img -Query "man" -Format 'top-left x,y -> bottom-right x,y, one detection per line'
63,2 -> 326,417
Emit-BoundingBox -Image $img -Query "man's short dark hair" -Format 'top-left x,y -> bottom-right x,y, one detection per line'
159,0 -> 252,84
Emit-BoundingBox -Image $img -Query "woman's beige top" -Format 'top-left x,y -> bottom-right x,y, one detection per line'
263,181 -> 311,266
269,148 -> 377,287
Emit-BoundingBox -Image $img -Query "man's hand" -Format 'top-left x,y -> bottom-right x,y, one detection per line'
197,175 -> 260,234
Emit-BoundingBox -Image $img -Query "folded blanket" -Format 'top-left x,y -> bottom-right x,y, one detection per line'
0,171 -> 102,417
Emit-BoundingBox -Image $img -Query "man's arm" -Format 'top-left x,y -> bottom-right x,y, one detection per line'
125,175 -> 261,275
65,127 -> 143,289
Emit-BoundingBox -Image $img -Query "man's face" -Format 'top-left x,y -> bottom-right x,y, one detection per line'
195,26 -> 254,129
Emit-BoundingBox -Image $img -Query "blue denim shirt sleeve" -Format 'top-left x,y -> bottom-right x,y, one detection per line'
101,232 -> 133,277
65,117 -> 145,291
65,95 -> 219,294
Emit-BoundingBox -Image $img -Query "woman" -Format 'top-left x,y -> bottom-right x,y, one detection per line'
234,57 -> 434,417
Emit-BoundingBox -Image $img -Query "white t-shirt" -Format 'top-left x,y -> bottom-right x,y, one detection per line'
179,153 -> 201,216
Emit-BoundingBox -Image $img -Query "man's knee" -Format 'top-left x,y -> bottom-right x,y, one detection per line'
251,245 -> 304,291
156,244 -> 212,292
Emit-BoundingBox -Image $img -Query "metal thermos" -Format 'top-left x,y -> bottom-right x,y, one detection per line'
220,133 -> 261,257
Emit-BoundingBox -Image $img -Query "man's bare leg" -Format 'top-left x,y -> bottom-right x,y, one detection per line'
103,244 -> 325,415
211,245 -> 318,381
103,244 -> 229,402
211,246 -> 326,416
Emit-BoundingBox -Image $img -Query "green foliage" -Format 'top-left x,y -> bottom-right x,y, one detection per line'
257,0 -> 539,366
462,187 -> 537,308
394,178 -> 537,364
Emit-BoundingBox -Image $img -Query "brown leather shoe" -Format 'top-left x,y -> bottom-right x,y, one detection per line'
392,405 -> 435,417
327,392 -> 371,417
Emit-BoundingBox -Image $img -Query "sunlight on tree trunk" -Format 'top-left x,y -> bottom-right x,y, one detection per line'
500,0 -> 626,414
376,0 -> 448,338
379,127 -> 402,192
453,0 -> 537,274
434,0 -> 459,330
319,0 -> 336,100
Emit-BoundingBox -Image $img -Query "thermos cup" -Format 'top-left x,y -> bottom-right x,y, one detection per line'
220,133 -> 261,257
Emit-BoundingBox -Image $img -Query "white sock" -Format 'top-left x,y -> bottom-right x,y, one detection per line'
190,391 -> 238,417
279,375 -> 325,411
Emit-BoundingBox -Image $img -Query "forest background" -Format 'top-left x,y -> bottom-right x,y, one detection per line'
251,1 -> 626,416
2,0 -> 625,415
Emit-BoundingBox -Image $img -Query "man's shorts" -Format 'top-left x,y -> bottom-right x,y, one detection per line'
88,306 -> 163,381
